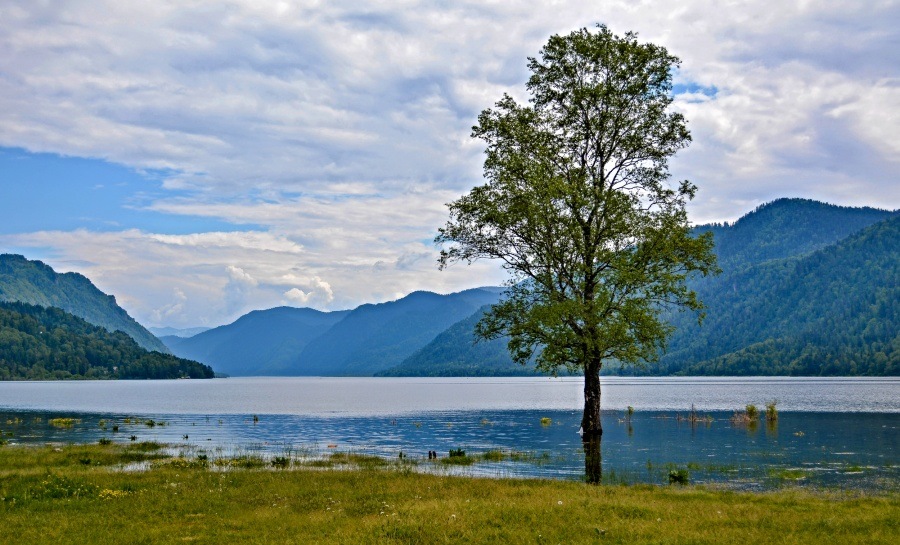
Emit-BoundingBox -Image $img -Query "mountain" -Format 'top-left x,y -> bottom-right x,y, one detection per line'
293,288 -> 502,376
0,301 -> 213,380
377,199 -> 898,377
0,254 -> 168,353
695,198 -> 894,269
149,326 -> 210,338
376,304 -> 545,376
660,213 -> 899,375
161,306 -> 350,376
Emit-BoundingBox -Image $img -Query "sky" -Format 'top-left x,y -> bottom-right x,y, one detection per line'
0,1 -> 898,329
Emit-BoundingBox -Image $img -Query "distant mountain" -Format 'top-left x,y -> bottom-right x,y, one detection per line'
149,326 -> 210,338
377,199 -> 898,377
0,301 -> 213,380
293,288 -> 502,376
376,304 -> 545,377
0,254 -> 168,353
162,306 -> 349,376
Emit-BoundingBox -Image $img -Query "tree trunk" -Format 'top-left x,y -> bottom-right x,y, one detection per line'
582,359 -> 602,483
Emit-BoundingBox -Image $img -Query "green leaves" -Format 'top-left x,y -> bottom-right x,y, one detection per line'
438,26 -> 717,376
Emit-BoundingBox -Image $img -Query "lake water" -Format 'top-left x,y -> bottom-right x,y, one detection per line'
1,377 -> 897,490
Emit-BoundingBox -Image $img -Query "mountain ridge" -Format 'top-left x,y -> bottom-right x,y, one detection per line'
0,254 -> 168,353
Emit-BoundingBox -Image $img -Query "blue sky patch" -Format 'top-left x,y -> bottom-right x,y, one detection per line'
0,147 -> 259,235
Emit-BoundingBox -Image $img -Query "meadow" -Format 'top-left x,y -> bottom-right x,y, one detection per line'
0,442 -> 897,544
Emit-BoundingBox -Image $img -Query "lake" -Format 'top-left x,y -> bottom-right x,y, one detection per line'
1,377 -> 897,490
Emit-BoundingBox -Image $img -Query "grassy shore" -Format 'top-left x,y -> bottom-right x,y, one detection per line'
0,443 -> 897,544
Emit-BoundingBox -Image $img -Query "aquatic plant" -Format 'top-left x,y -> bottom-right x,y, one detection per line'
746,404 -> 759,420
540,417 -> 552,426
98,438 -> 112,446
49,418 -> 77,428
766,400 -> 779,422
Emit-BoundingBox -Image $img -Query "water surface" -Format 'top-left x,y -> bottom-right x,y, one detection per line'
1,377 -> 896,491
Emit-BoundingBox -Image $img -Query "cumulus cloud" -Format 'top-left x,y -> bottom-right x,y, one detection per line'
282,274 -> 333,306
0,1 -> 897,325
151,287 -> 188,323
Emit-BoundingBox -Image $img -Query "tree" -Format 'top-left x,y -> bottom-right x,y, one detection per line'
436,26 -> 718,482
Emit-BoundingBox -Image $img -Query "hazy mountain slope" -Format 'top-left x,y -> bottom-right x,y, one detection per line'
0,254 -> 168,353
376,305 -> 546,376
150,326 -> 210,338
378,199 -> 898,377
0,301 -> 213,380
162,306 -> 350,376
295,288 -> 501,376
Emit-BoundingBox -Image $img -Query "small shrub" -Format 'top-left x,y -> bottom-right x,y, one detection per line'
668,469 -> 689,485
98,438 -> 112,446
765,400 -> 778,422
449,448 -> 466,458
271,456 -> 290,468
540,417 -> 552,426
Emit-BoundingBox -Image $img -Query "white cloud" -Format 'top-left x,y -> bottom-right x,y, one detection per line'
1,1 -> 898,324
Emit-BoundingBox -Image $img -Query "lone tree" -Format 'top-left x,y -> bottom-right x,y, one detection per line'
437,26 -> 717,482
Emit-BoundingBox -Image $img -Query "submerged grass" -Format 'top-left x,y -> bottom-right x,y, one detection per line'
0,443 -> 897,544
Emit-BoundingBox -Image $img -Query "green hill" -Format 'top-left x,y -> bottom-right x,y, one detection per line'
0,254 -> 167,353
0,301 -> 213,380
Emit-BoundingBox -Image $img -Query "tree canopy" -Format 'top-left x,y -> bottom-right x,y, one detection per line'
436,26 -> 717,481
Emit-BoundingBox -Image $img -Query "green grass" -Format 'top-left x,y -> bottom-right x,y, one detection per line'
0,443 -> 897,544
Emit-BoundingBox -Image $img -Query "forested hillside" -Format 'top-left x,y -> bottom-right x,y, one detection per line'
0,301 -> 214,380
697,198 -> 893,269
0,254 -> 167,353
670,214 -> 899,375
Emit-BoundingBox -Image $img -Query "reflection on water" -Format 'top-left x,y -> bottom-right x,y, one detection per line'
2,408 -> 897,491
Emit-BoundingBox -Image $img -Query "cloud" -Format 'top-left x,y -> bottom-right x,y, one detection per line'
151,287 -> 187,323
0,1 -> 897,324
282,275 -> 333,307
